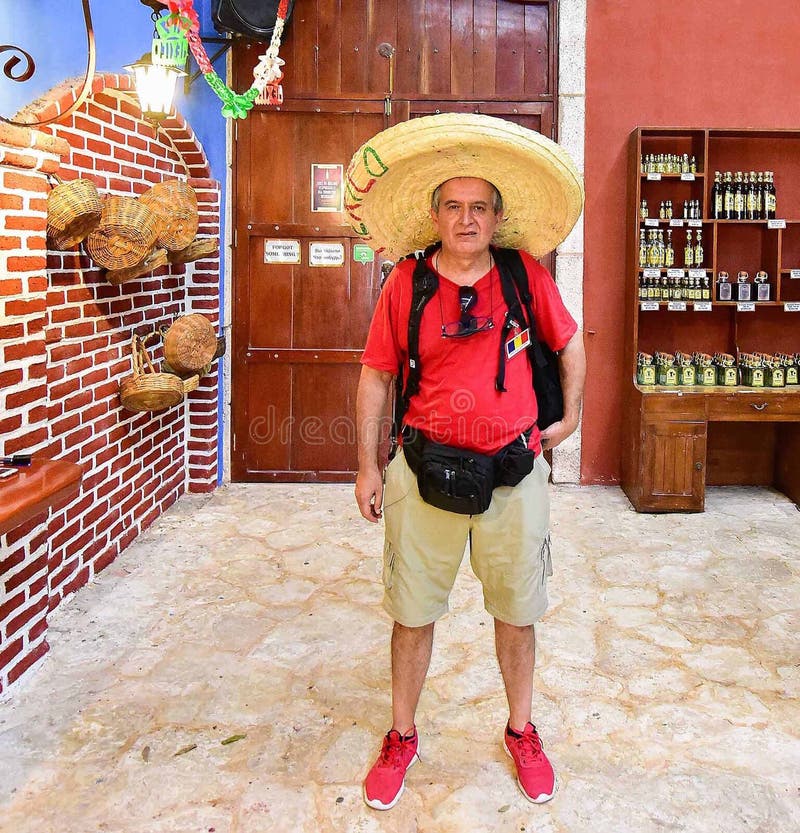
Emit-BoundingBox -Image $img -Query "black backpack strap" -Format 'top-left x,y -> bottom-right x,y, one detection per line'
393,243 -> 440,443
492,247 -> 531,392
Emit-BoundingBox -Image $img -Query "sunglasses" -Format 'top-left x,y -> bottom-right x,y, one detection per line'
441,285 -> 494,338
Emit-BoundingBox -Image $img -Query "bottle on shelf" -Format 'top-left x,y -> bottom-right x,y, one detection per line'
712,171 -> 724,219
765,171 -> 777,218
681,153 -> 690,174
682,199 -> 689,219
724,171 -> 734,219
690,155 -> 697,174
639,229 -> 647,268
734,171 -> 745,219
717,271 -> 732,301
693,229 -> 704,267
702,275 -> 711,301
640,198 -> 649,219
754,270 -> 770,301
666,199 -> 673,219
664,229 -> 675,267
659,200 -> 667,220
746,171 -> 758,220
684,229 -> 694,268
756,171 -> 764,217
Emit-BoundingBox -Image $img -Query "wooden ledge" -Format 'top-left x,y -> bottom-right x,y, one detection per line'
0,459 -> 83,537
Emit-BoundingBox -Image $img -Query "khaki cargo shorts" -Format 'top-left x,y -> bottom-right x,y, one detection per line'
381,450 -> 553,627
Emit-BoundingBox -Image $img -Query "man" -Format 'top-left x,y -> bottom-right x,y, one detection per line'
346,114 -> 585,811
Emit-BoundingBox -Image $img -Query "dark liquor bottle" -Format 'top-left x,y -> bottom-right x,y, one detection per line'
734,171 -> 745,220
756,172 -> 764,218
712,171 -> 723,219
765,171 -> 777,219
746,171 -> 758,220
723,172 -> 734,219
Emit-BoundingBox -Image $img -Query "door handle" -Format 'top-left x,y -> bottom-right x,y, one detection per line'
750,402 -> 768,411
694,462 -> 703,471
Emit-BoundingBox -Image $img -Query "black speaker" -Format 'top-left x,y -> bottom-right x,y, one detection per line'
211,0 -> 296,40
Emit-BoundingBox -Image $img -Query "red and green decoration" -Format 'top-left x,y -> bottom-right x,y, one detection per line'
159,0 -> 289,119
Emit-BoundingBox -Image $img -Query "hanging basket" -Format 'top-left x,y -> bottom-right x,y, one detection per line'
106,248 -> 169,286
46,175 -> 102,250
162,313 -> 218,375
85,196 -> 161,270
139,180 -> 199,252
119,332 -> 186,412
167,236 -> 219,265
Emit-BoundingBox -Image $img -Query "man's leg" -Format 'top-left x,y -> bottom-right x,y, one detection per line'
494,618 -> 534,731
391,621 -> 435,734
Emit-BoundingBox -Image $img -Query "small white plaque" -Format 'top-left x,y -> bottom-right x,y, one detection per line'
767,219 -> 786,229
790,269 -> 800,279
264,239 -> 301,264
640,301 -> 660,311
688,220 -> 703,228
680,173 -> 696,181
668,301 -> 687,311
737,302 -> 756,312
667,268 -> 685,278
644,218 -> 660,227
784,302 -> 800,312
669,219 -> 685,227
642,268 -> 661,278
688,268 -> 707,278
646,172 -> 662,181
309,241 -> 345,267
694,301 -> 713,311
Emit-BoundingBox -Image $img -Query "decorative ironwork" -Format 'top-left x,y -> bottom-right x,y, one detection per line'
1,45 -> 36,83
1,0 -> 96,128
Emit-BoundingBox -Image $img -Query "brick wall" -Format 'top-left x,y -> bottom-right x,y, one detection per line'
0,74 -> 222,693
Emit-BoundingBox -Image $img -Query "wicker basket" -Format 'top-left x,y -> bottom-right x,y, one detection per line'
119,332 -> 185,412
106,248 -> 168,286
162,314 -> 218,375
46,175 -> 102,250
139,180 -> 199,252
86,196 -> 161,270
167,236 -> 219,265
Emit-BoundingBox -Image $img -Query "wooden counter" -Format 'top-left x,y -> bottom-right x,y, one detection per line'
0,459 -> 83,537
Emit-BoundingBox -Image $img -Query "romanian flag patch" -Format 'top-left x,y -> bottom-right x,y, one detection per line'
505,328 -> 531,360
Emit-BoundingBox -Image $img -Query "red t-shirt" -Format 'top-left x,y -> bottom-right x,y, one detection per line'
361,250 -> 577,455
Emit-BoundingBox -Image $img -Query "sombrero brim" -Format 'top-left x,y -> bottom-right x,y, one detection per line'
345,113 -> 584,260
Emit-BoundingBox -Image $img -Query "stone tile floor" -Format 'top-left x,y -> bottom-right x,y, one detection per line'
1,483 -> 799,833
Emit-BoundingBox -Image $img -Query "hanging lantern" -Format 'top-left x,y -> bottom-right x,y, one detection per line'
125,52 -> 186,122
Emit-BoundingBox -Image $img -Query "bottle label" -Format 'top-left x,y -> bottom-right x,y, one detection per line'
767,219 -> 786,229
790,269 -> 800,279
694,301 -> 712,311
669,219 -> 684,227
646,173 -> 662,181
644,218 -> 659,227
680,173 -> 695,181
642,269 -> 660,278
688,220 -> 703,228
688,269 -> 707,278
640,301 -> 660,311
784,302 -> 800,312
668,301 -> 687,311
737,302 -> 756,312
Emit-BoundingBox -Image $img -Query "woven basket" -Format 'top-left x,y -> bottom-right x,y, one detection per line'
106,248 -> 168,286
119,332 -> 185,412
167,236 -> 219,265
140,180 -> 199,252
162,314 -> 218,375
46,175 -> 102,250
86,196 -> 161,270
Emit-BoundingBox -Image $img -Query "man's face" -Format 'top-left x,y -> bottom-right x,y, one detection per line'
430,177 -> 503,257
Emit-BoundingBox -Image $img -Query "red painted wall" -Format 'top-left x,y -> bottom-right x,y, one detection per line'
582,0 -> 800,483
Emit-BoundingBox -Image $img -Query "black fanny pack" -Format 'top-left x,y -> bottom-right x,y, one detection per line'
402,427 -> 535,515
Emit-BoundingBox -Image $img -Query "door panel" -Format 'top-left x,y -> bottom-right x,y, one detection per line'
233,104 -> 386,481
641,420 -> 707,511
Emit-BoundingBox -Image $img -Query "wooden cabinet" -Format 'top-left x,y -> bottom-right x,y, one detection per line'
622,128 -> 800,512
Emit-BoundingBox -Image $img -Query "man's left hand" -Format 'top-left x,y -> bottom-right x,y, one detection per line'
539,417 -> 578,451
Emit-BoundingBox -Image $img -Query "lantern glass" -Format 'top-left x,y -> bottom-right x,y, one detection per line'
125,53 -> 186,122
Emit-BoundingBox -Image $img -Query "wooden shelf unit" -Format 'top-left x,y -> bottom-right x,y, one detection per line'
622,127 -> 800,512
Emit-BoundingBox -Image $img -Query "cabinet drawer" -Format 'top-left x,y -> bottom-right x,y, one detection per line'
706,391 -> 800,420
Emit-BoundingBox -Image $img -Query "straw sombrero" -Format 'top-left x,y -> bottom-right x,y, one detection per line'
345,113 -> 584,260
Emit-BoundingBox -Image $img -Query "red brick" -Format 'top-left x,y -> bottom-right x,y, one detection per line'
62,565 -> 90,597
0,637 -> 24,670
59,130 -> 87,150
71,152 -> 94,170
4,428 -> 47,456
95,158 -> 120,173
0,591 -> 25,624
6,593 -> 48,639
114,114 -> 137,131
0,414 -> 23,434
8,640 -> 49,684
6,255 -> 46,273
0,368 -> 24,387
3,340 -> 43,361
29,615 -> 48,642
0,237 -> 23,252
73,115 -> 102,136
86,138 -> 111,156
0,193 -> 24,210
5,385 -> 46,409
29,197 -> 48,213
0,322 -> 25,339
5,554 -> 47,594
63,321 -> 95,339
4,171 -> 48,193
28,574 -> 47,598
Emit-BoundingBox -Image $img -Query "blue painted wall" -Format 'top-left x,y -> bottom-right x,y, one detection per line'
1,0 -> 228,483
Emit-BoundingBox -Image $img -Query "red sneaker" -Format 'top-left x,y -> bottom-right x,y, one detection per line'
503,722 -> 556,803
363,728 -> 420,810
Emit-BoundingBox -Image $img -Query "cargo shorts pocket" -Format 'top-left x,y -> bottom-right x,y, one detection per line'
383,541 -> 397,589
382,451 -> 414,511
540,533 -> 553,587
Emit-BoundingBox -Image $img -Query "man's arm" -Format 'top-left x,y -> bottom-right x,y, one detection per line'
355,364 -> 395,522
539,329 -> 586,451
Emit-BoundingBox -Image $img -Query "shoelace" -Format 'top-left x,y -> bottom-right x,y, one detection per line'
379,730 -> 415,770
510,727 -> 544,766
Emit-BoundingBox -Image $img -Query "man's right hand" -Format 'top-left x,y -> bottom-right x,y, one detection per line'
355,468 -> 384,522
